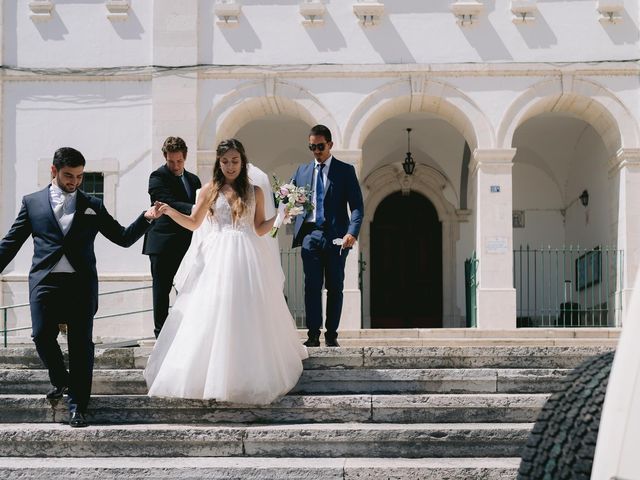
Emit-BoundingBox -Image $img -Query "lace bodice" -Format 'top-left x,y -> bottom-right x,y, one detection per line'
209,186 -> 256,233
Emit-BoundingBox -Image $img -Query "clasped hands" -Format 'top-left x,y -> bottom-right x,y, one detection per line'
143,201 -> 170,221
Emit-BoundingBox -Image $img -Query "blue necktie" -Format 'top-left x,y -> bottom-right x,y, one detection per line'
315,163 -> 325,226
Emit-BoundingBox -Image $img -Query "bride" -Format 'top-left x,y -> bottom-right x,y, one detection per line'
143,138 -> 308,404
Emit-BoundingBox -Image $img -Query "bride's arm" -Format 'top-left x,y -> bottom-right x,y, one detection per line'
156,182 -> 213,231
254,186 -> 277,236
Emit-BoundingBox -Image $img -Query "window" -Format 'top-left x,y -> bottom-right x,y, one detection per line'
82,172 -> 105,200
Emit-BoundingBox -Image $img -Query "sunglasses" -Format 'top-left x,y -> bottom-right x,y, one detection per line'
308,143 -> 327,152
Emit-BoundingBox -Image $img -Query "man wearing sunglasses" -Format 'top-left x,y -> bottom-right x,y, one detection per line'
291,124 -> 364,347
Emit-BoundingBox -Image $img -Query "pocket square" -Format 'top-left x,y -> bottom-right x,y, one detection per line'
83,208 -> 97,215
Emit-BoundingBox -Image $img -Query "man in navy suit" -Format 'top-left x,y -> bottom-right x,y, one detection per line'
292,125 -> 364,347
0,147 -> 159,427
142,137 -> 201,338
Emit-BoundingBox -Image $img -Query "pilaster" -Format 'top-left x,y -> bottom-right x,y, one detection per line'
470,148 -> 517,329
611,148 -> 640,324
151,1 -> 199,169
331,149 -> 363,330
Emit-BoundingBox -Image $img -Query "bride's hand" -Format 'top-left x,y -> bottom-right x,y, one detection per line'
154,201 -> 173,216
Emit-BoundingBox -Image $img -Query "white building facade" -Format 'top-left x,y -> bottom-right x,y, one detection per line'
1,0 -> 639,338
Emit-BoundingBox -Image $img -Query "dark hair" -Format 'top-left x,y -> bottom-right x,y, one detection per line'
309,124 -> 332,143
52,147 -> 86,170
208,138 -> 250,220
162,136 -> 188,158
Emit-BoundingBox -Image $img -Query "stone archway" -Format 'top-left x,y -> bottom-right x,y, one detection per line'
361,164 -> 467,328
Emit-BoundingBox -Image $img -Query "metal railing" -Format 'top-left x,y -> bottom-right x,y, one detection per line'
464,252 -> 479,328
280,249 -> 306,328
3,250 -> 365,345
1,285 -> 152,347
514,245 -> 623,327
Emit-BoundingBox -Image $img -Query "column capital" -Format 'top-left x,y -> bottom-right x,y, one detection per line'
609,147 -> 640,173
472,148 -> 517,163
470,148 -> 516,176
331,149 -> 363,174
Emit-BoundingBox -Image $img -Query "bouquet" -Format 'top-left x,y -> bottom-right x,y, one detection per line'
270,177 -> 314,237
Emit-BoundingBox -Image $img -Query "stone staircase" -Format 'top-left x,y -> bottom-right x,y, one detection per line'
0,329 -> 618,479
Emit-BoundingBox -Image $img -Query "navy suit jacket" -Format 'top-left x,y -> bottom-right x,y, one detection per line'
291,157 -> 364,248
142,164 -> 201,255
0,186 -> 152,311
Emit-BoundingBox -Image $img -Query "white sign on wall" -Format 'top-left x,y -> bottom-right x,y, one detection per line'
485,236 -> 509,254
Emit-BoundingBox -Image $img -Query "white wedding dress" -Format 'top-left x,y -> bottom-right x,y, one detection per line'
144,172 -> 308,404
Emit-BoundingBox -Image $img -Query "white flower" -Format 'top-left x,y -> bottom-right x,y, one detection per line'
288,206 -> 304,217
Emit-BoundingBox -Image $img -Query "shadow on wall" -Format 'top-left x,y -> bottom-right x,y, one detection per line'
217,16 -> 262,53
515,11 -> 558,49
459,0 -> 514,61
600,9 -> 640,45
362,15 -> 416,64
109,7 -> 145,40
30,8 -> 70,42
304,11 -> 348,53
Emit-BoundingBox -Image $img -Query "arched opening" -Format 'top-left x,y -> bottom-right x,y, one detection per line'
511,113 -> 618,327
370,191 -> 442,328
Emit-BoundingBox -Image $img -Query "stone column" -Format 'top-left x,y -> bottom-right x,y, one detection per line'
611,148 -> 640,325
470,149 -> 517,329
0,1 -> 4,308
151,1 -> 198,169
331,149 -> 363,330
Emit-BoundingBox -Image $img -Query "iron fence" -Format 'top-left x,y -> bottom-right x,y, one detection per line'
464,252 -> 479,328
280,249 -> 306,328
514,245 -> 623,327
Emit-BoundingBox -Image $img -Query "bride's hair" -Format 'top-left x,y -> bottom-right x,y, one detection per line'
208,138 -> 251,220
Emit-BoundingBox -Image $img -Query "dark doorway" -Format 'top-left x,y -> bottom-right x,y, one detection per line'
370,191 -> 443,328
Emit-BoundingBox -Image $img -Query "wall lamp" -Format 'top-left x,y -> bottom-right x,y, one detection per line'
579,190 -> 589,207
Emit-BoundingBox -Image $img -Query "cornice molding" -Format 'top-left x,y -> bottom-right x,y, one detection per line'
1,62 -> 637,82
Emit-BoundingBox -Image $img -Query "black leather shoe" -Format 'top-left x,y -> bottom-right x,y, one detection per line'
303,334 -> 320,347
69,411 -> 88,428
325,337 -> 340,347
45,386 -> 68,400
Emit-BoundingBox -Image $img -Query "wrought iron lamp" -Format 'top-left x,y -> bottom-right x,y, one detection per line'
579,189 -> 589,207
402,128 -> 416,176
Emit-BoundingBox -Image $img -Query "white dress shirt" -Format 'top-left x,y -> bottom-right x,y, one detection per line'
49,183 -> 77,273
307,155 -> 332,223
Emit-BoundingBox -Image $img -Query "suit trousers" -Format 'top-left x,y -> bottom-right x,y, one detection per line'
300,225 -> 349,338
30,272 -> 95,413
149,252 -> 185,338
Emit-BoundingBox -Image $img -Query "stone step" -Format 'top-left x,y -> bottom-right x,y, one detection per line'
3,327 -> 620,345
0,393 -> 548,424
0,345 -> 614,370
0,457 -> 521,479
0,368 -> 570,395
334,338 -> 619,347
297,328 -> 620,340
0,423 -> 532,458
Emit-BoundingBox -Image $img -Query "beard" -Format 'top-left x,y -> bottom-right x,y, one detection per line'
53,176 -> 77,193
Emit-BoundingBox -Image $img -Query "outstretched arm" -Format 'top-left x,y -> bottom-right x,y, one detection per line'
156,182 -> 213,231
98,203 -> 157,248
0,200 -> 33,272
254,186 -> 278,236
